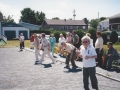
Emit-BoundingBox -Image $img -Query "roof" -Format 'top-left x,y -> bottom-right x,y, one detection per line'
45,19 -> 87,25
100,19 -> 109,22
2,22 -> 23,27
0,13 -> 3,22
109,13 -> 120,19
18,22 -> 40,30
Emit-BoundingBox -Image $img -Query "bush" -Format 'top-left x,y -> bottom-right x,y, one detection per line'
110,30 -> 118,44
50,30 -> 66,42
101,32 -> 108,44
76,29 -> 85,42
86,28 -> 97,44
30,30 -> 51,35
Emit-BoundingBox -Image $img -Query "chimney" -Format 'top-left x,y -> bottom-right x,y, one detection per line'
64,19 -> 66,21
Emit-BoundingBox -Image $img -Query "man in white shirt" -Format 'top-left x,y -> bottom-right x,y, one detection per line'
61,41 -> 78,69
19,33 -> 24,51
39,33 -> 55,64
95,31 -> 103,67
80,36 -> 98,90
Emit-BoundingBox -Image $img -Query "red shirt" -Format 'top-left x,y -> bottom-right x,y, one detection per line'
30,35 -> 34,42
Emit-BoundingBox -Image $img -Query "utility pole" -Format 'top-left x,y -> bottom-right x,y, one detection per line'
73,9 -> 76,20
98,12 -> 99,20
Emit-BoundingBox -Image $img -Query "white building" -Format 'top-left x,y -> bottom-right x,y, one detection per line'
97,19 -> 109,31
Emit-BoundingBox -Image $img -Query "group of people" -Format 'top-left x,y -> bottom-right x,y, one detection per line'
27,30 -> 119,90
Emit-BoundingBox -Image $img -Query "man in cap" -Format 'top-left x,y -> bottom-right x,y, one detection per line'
39,33 -> 55,64
103,42 -> 119,70
61,41 -> 78,69
20,33 -> 25,49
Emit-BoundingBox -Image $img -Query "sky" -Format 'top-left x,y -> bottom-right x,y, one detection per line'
0,0 -> 120,23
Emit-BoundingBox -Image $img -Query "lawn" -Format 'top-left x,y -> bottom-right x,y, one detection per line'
0,40 -> 120,52
0,40 -> 30,48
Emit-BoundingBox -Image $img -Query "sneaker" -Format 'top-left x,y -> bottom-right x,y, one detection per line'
34,61 -> 42,65
64,65 -> 70,69
51,60 -> 56,64
72,66 -> 79,68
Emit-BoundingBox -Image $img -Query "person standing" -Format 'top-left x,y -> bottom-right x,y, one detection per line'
49,34 -> 56,56
72,30 -> 80,49
103,42 -> 119,70
20,33 -> 25,49
80,36 -> 98,90
30,33 -> 34,49
61,41 -> 78,69
95,31 -> 103,67
33,33 -> 41,64
86,33 -> 93,46
39,33 -> 55,64
65,32 -> 72,44
58,34 -> 65,56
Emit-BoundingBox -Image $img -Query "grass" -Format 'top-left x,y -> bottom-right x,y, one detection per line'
0,40 -> 120,52
0,40 -> 30,48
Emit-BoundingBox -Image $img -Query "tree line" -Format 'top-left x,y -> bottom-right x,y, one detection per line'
0,8 -> 107,28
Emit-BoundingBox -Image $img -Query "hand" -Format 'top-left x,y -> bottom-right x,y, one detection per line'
85,56 -> 90,60
79,54 -> 82,58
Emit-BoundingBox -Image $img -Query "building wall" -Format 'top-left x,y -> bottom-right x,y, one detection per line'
99,21 -> 109,30
0,22 -> 1,38
109,18 -> 120,30
109,18 -> 120,24
43,24 -> 88,31
2,27 -> 30,39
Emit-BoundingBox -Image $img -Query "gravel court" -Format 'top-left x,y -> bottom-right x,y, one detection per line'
0,48 -> 120,90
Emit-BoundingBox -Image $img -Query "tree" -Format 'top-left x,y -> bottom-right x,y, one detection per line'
101,32 -> 108,44
110,31 -> 118,44
76,29 -> 85,42
86,28 -> 97,44
89,19 -> 99,29
100,17 -> 107,21
20,8 -> 45,25
52,17 -> 60,20
3,15 -> 14,23
83,18 -> 89,24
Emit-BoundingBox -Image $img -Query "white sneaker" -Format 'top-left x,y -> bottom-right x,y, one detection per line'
51,60 -> 56,64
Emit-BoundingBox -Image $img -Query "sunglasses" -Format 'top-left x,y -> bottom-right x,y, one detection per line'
82,41 -> 88,43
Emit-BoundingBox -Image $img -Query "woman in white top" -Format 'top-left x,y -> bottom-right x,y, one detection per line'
58,34 -> 65,56
95,31 -> 103,67
86,33 -> 93,46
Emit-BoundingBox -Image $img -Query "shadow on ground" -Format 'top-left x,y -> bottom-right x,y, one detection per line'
64,68 -> 82,73
42,64 -> 52,68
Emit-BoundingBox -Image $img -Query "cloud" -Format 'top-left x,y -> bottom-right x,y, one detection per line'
0,1 -> 20,23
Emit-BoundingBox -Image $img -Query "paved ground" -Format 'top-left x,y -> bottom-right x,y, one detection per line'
0,48 -> 120,90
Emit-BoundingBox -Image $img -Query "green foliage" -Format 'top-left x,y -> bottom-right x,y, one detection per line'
110,31 -> 118,44
100,17 -> 107,21
86,28 -> 97,43
3,15 -> 14,23
20,8 -> 45,25
30,30 -> 50,35
101,32 -> 108,44
39,26 -> 43,30
89,19 -> 99,29
83,18 -> 89,24
76,29 -> 85,42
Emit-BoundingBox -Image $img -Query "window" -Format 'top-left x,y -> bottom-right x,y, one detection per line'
111,25 -> 113,30
70,26 -> 73,29
76,26 -> 79,29
64,26 -> 68,30
118,25 -> 120,30
83,26 -> 85,29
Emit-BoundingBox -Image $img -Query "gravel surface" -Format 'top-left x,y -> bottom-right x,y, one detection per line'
0,48 -> 120,90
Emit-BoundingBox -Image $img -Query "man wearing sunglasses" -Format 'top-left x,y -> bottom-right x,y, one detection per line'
79,36 -> 98,90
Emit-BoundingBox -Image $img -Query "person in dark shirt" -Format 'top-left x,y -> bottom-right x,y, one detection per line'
103,42 -> 119,70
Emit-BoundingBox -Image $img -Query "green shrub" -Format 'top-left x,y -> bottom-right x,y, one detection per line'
101,32 -> 108,45
110,30 -> 118,44
76,29 -> 85,42
86,28 -> 97,44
